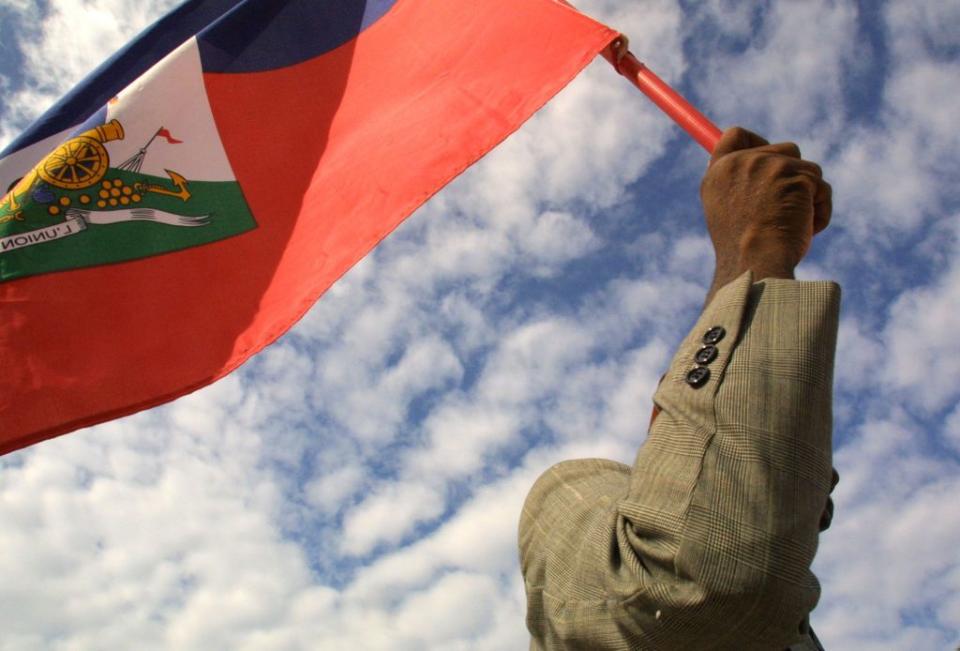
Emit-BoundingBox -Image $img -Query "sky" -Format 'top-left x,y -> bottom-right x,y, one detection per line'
1,0 -> 959,649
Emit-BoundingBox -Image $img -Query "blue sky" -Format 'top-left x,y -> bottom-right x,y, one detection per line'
1,1 -> 959,649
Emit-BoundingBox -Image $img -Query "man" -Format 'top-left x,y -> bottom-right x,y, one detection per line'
519,127 -> 839,650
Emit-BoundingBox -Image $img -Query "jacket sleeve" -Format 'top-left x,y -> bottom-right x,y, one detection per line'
519,272 -> 841,650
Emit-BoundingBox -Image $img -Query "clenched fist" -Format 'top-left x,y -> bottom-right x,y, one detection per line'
700,127 -> 832,303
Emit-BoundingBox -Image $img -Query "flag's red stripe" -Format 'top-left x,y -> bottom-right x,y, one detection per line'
0,0 -> 617,454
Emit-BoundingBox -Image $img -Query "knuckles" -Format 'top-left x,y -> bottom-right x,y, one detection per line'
711,149 -> 824,188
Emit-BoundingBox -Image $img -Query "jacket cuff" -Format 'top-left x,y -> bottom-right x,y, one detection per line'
652,271 -> 755,429
653,272 -> 842,433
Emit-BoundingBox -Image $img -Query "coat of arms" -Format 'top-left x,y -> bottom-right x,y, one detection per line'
0,117 -> 256,283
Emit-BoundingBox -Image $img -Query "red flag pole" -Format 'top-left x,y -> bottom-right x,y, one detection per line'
602,37 -> 722,153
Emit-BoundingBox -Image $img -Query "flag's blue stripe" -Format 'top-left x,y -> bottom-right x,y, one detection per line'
73,107 -> 110,137
197,0 -> 398,73
1,0 -> 398,159
1,0 -> 243,159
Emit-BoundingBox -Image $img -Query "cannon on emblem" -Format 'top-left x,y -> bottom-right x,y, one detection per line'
1,119 -> 125,213
37,119 -> 125,190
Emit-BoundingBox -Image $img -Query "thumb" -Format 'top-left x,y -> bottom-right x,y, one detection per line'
710,126 -> 770,163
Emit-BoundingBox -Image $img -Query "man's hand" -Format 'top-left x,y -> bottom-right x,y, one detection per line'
700,127 -> 832,304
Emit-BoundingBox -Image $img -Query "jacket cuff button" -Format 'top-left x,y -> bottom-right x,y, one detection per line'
695,344 -> 719,365
685,366 -> 711,388
702,326 -> 726,345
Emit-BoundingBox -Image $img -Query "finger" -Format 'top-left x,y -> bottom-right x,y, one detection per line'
783,158 -> 823,179
710,126 -> 770,163
812,178 -> 832,234
798,159 -> 823,179
755,141 -> 802,159
795,171 -> 832,234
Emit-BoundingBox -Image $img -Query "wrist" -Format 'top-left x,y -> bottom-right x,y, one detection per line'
704,255 -> 744,307
737,251 -> 796,282
738,230 -> 800,280
705,251 -> 795,307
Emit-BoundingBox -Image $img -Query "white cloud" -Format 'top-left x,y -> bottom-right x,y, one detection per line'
597,341 -> 669,442
521,210 -> 601,275
827,55 -> 960,239
835,317 -> 883,393
687,0 -> 960,247
392,572 -> 499,644
881,217 -> 960,412
946,406 -> 960,456
3,1 -> 960,650
834,5 -> 960,241
323,334 -> 464,444
0,412 -> 313,651
0,0 -> 36,11
410,402 -> 521,479
693,0 -> 858,146
815,413 -> 960,650
304,464 -> 365,514
885,0 -> 960,60
0,0 -> 181,140
345,469 -> 540,607
340,480 -> 446,557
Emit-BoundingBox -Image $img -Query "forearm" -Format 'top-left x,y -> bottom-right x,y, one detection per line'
621,273 -> 841,648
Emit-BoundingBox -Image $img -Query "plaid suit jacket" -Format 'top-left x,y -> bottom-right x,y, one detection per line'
519,272 -> 841,650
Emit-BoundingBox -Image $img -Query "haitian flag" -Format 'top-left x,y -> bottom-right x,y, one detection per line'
0,0 -> 619,455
